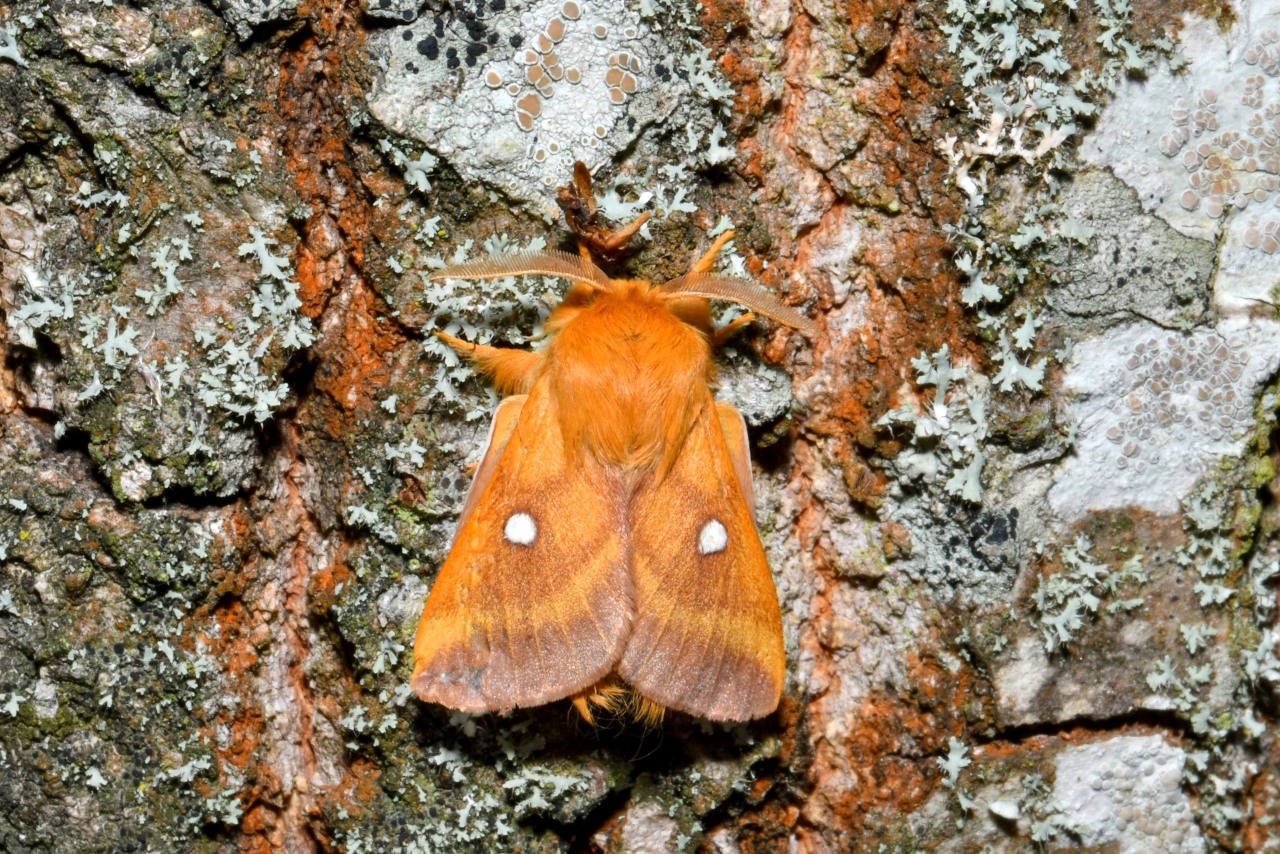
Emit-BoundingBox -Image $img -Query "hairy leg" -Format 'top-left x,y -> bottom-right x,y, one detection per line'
435,331 -> 543,396
690,229 -> 736,275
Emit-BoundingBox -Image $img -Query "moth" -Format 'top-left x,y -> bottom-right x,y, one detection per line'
412,168 -> 815,723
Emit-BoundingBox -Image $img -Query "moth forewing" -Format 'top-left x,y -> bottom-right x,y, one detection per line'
411,379 -> 633,712
453,394 -> 526,534
715,402 -> 757,516
617,392 -> 785,721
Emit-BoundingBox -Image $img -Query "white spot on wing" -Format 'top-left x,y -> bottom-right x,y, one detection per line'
504,512 -> 537,546
698,519 -> 727,555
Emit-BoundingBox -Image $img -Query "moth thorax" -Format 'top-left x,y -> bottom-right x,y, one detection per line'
549,291 -> 712,472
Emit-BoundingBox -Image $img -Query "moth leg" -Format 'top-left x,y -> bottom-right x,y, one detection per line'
690,229 -> 736,275
436,331 -> 543,396
558,160 -> 650,259
597,210 -> 651,253
711,311 -> 758,348
665,296 -> 713,333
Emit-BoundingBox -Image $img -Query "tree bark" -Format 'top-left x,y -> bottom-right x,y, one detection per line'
0,0 -> 1277,851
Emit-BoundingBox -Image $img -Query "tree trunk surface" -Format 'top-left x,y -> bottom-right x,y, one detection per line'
0,0 -> 1277,851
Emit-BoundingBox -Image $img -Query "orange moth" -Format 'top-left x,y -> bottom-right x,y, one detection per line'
411,173 -> 815,723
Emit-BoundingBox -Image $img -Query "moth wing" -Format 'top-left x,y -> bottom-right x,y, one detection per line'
715,402 -> 755,515
455,395 -> 526,532
412,381 -> 632,713
619,397 -> 785,721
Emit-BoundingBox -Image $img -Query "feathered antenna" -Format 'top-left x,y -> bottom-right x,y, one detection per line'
429,249 -> 611,290
662,273 -> 817,335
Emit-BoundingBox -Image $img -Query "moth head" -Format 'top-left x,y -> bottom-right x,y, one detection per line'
660,272 -> 818,336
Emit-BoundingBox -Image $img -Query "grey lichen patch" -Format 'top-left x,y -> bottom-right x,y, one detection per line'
364,0 -> 424,23
0,21 -> 25,68
1080,8 -> 1280,313
904,737 -> 1078,849
869,345 -> 1020,601
368,0 -> 723,211
1157,29 -> 1280,253
603,729 -> 783,853
876,346 -> 998,507
51,0 -> 228,111
881,497 -> 1021,602
1048,13 -> 1280,835
1,64 -> 314,501
1054,735 -> 1204,852
1044,170 -> 1213,330
324,735 -> 574,853
0,420 -> 246,851
331,538 -> 435,683
81,391 -> 262,503
1030,536 -> 1148,656
213,0 -> 300,41
714,347 -> 794,438
981,493 -> 1260,734
323,586 -> 634,853
910,733 -> 1203,852
1050,319 -> 1280,519
335,394 -> 486,560
54,4 -> 161,69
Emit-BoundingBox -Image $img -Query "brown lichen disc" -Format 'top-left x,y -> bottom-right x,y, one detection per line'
517,92 -> 542,118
